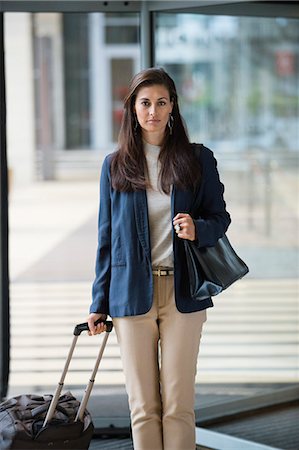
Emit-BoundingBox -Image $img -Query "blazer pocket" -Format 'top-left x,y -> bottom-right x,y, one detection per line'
111,234 -> 126,266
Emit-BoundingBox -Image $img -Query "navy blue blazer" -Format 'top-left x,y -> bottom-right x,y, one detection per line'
90,145 -> 231,317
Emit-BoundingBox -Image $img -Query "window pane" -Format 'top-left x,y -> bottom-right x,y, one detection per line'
156,14 -> 299,386
5,12 -> 140,399
105,13 -> 139,44
63,14 -> 91,149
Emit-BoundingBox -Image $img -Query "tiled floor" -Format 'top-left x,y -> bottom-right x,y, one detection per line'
208,401 -> 299,450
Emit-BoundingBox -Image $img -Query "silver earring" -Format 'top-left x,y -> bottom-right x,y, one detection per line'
168,114 -> 174,135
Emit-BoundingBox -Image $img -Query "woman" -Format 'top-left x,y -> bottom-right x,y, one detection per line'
87,67 -> 230,450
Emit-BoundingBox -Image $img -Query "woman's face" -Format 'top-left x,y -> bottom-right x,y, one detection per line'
134,84 -> 173,145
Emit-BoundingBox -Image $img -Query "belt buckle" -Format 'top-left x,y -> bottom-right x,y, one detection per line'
156,268 -> 165,276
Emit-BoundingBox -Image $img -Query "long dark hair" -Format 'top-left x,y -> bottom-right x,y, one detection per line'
111,67 -> 201,193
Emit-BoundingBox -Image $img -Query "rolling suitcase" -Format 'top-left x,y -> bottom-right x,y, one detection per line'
0,319 -> 113,449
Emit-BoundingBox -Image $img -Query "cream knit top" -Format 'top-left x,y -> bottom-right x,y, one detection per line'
144,141 -> 173,268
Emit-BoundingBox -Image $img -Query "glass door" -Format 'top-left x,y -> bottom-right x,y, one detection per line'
4,11 -> 140,407
155,10 -> 299,447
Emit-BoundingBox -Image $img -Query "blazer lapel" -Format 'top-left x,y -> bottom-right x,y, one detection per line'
134,190 -> 151,261
171,186 -> 194,218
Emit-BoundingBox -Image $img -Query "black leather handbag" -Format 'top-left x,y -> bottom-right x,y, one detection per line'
184,234 -> 249,301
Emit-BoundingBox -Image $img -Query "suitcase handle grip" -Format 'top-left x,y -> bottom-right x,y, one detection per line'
74,319 -> 113,336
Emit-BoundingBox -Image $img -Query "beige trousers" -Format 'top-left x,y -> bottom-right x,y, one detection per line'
113,275 -> 207,450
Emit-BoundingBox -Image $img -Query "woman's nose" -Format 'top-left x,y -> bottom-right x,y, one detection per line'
149,105 -> 156,116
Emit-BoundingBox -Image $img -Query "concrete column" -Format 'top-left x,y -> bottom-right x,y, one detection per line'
4,13 -> 36,186
88,13 -> 108,150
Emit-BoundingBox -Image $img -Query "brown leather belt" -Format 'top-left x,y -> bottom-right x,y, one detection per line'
152,267 -> 174,276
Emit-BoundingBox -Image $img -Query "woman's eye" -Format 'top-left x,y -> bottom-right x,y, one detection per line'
141,101 -> 150,106
158,101 -> 166,106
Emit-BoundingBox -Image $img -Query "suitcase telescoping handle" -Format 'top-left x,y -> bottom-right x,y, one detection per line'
74,319 -> 113,336
43,319 -> 113,427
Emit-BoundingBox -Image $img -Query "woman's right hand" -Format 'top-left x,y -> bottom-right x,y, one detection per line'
87,313 -> 108,335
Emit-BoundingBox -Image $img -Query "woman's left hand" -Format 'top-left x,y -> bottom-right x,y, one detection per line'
173,213 -> 196,241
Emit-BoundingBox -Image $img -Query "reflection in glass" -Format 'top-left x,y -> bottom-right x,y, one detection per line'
32,12 -> 140,160
5,12 -> 140,396
155,14 -> 299,386
156,15 -> 298,153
